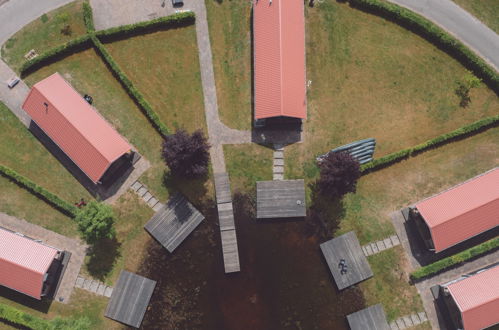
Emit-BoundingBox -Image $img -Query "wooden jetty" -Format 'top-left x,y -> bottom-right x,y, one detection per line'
320,231 -> 373,290
214,172 -> 240,273
346,304 -> 390,330
144,193 -> 204,253
104,271 -> 156,328
256,179 -> 306,219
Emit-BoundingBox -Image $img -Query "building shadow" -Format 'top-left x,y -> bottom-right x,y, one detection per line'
0,287 -> 51,314
28,120 -> 137,201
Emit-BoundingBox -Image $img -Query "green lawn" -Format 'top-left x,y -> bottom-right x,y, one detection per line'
452,0 -> 499,34
1,0 -> 87,72
206,0 -> 252,130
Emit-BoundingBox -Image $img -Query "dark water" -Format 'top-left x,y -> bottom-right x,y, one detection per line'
139,194 -> 365,330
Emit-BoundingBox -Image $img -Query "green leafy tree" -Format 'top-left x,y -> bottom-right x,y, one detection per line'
75,201 -> 116,244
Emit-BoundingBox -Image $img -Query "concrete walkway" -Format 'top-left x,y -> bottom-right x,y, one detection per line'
0,0 -> 74,46
387,0 -> 499,71
130,180 -> 164,212
362,234 -> 400,257
389,311 -> 428,330
75,276 -> 113,298
0,212 -> 87,304
0,59 -> 31,126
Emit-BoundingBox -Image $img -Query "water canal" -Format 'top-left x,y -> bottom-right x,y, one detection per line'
139,194 -> 365,329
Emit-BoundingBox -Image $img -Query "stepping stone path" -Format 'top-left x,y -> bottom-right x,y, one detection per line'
130,181 -> 163,212
389,311 -> 428,330
75,276 -> 113,298
362,234 -> 400,257
273,145 -> 284,181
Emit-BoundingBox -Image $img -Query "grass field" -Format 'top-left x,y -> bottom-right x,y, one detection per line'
1,0 -> 87,72
206,0 -> 252,130
452,0 -> 499,34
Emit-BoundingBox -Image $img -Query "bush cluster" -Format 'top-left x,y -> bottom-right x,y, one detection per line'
0,303 -> 91,330
19,35 -> 92,77
82,1 -> 95,32
91,36 -> 170,136
348,0 -> 499,93
95,11 -> 195,42
410,237 -> 499,281
361,115 -> 499,174
0,164 -> 78,217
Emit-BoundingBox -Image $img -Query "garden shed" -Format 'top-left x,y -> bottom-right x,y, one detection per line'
0,227 -> 63,300
253,0 -> 306,121
22,73 -> 133,185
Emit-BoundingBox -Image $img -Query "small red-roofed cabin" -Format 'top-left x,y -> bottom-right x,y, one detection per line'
441,264 -> 499,330
253,0 -> 306,127
0,227 -> 63,300
409,168 -> 499,253
22,73 -> 133,185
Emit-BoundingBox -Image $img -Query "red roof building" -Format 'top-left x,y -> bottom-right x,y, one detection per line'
446,264 -> 499,330
0,228 -> 61,299
22,73 -> 132,184
253,0 -> 307,120
411,168 -> 499,252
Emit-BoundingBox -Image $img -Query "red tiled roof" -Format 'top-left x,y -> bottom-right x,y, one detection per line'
447,265 -> 499,330
0,228 -> 58,299
415,168 -> 499,252
22,73 -> 132,183
253,0 -> 306,119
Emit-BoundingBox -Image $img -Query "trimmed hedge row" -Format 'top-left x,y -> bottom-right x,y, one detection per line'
91,36 -> 170,136
410,237 -> 499,281
95,11 -> 195,43
83,1 -> 95,32
0,303 -> 91,330
20,34 -> 92,77
361,115 -> 499,173
348,0 -> 499,93
0,164 -> 78,217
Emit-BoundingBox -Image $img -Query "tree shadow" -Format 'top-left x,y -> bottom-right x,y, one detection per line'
86,237 -> 121,281
162,170 -> 209,207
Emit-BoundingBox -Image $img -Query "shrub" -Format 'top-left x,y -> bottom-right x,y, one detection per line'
95,11 -> 195,43
348,0 -> 499,94
410,237 -> 499,281
0,164 -> 78,217
162,129 -> 210,178
40,14 -> 49,23
20,35 -> 92,77
91,36 -> 170,136
361,115 -> 499,174
74,201 -> 116,244
316,151 -> 361,198
82,1 -> 95,32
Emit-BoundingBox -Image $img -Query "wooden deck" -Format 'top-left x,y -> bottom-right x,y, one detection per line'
144,193 -> 204,253
346,304 -> 390,330
320,231 -> 373,290
104,271 -> 156,328
214,172 -> 240,273
256,179 -> 306,219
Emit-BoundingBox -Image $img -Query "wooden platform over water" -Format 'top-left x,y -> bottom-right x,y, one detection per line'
346,304 -> 390,330
144,193 -> 204,253
256,179 -> 306,219
105,271 -> 156,328
214,173 -> 240,273
320,231 -> 373,290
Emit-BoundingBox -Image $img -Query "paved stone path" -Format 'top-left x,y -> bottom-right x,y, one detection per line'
387,0 -> 499,71
0,212 -> 87,304
362,234 -> 400,257
273,145 -> 284,180
389,311 -> 428,330
0,59 -> 31,126
130,180 -> 164,212
75,276 -> 113,298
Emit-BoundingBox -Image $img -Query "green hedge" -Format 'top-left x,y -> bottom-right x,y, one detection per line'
83,1 -> 95,33
91,36 -> 170,136
20,35 -> 92,77
361,115 -> 499,173
0,164 -> 78,217
95,11 -> 195,42
0,303 -> 91,330
348,0 -> 499,93
410,237 -> 499,281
